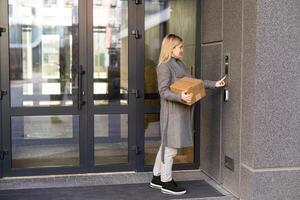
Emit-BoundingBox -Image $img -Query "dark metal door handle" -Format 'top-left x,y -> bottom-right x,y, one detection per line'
0,27 -> 6,37
78,65 -> 86,109
0,90 -> 7,100
0,149 -> 8,160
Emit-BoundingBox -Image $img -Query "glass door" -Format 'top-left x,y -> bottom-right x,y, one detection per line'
86,0 -> 137,171
139,0 -> 201,171
0,0 -> 138,176
0,0 -> 85,176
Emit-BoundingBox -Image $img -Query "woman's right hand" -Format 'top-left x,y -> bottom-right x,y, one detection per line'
181,90 -> 193,103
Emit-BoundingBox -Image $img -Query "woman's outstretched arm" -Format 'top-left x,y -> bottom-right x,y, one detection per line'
204,76 -> 226,89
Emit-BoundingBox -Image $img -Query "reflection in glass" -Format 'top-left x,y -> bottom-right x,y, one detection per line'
144,114 -> 193,165
9,0 -> 79,107
144,0 -> 197,106
11,115 -> 79,168
144,114 -> 161,165
94,114 -> 128,165
93,1 -> 128,105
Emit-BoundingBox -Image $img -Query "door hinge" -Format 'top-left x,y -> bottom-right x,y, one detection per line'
129,89 -> 142,98
0,149 -> 8,160
131,29 -> 141,39
0,27 -> 6,37
0,90 -> 7,100
131,146 -> 142,155
133,0 -> 142,5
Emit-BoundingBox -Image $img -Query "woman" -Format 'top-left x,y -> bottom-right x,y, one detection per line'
150,34 -> 225,195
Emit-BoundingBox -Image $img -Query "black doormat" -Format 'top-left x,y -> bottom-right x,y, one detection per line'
0,180 -> 224,200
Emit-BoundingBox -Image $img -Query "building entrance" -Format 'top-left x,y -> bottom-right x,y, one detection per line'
0,0 -> 200,177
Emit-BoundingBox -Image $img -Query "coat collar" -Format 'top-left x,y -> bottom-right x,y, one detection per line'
167,57 -> 190,77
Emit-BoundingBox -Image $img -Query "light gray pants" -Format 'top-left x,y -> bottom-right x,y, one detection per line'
153,145 -> 178,182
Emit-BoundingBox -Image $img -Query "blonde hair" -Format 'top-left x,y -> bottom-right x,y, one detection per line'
158,34 -> 183,64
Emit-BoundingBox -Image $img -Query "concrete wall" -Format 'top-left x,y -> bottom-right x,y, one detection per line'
200,0 -> 244,196
201,0 -> 300,199
200,0 -> 223,184
240,0 -> 300,199
222,0 -> 243,196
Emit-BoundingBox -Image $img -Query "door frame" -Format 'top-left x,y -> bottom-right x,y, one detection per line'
0,0 -> 9,177
84,0 -> 138,172
0,5 -> 3,177
0,73 -> 1,180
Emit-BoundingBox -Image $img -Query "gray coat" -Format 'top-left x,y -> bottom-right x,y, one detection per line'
157,57 -> 216,161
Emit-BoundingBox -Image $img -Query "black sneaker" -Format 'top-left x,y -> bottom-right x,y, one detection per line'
150,175 -> 162,189
161,180 -> 186,195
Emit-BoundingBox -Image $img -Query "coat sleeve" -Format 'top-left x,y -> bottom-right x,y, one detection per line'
157,64 -> 182,103
204,80 -> 217,89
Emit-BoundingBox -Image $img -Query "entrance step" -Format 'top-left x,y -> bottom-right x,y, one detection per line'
0,170 -> 235,199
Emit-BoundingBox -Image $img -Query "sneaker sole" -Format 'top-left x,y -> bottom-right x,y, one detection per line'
161,188 -> 186,195
150,182 -> 162,189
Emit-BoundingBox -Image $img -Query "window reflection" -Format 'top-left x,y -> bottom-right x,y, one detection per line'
9,0 -> 79,107
93,0 -> 128,105
144,0 -> 167,106
144,114 -> 161,165
94,114 -> 128,165
11,115 -> 80,168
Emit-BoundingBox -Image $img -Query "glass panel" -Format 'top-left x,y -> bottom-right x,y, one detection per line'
144,0 -> 197,105
11,115 -> 79,168
144,114 -> 193,165
144,114 -> 161,165
93,0 -> 128,105
94,114 -> 128,165
9,0 -> 79,107
175,147 -> 193,164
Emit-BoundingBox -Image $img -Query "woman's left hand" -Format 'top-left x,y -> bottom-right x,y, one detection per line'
215,76 -> 226,87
